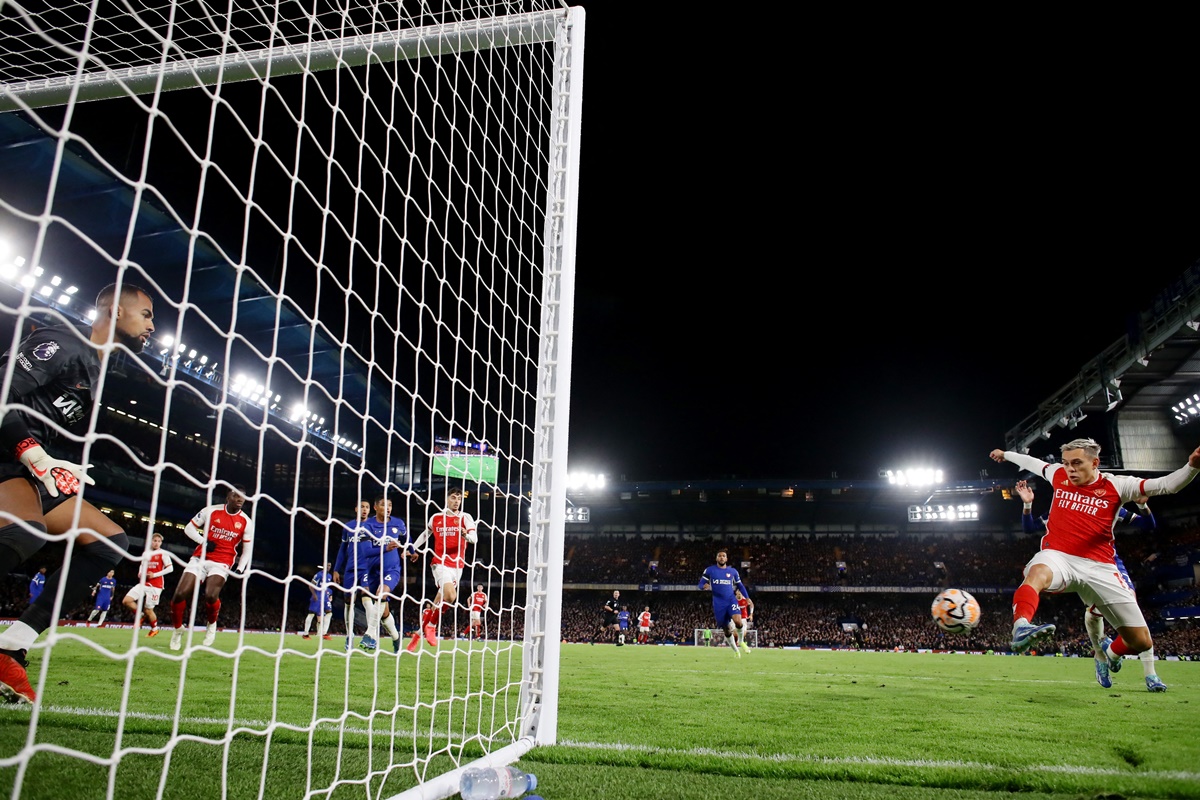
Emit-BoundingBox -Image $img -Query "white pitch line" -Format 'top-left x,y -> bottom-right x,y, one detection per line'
8,705 -> 1199,783
554,740 -> 1200,782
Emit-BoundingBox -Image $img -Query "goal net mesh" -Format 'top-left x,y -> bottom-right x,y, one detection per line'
0,1 -> 581,798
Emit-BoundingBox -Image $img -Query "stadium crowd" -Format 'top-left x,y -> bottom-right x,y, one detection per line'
4,519 -> 1197,657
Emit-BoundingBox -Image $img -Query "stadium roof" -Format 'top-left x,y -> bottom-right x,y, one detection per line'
0,110 -> 402,451
1004,261 -> 1200,465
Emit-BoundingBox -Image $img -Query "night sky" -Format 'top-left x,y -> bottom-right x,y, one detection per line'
564,4 -> 1199,483
2,4 -> 1197,488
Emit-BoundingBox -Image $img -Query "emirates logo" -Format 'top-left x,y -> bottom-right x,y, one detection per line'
1093,489 -> 1107,498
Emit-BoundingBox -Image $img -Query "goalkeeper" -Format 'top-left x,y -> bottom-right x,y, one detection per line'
0,283 -> 156,705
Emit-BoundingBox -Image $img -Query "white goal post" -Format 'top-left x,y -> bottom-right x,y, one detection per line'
0,2 -> 583,800
694,628 -> 759,648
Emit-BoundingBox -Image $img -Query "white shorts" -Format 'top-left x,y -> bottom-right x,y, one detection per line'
431,564 -> 463,591
638,626 -> 649,633
184,557 -> 232,582
470,610 -> 482,622
123,583 -> 162,609
1025,549 -> 1146,629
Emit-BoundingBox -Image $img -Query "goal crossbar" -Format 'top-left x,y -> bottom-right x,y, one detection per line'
0,9 -> 563,112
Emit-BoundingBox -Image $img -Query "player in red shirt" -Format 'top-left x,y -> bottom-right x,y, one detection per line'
736,589 -> 754,649
169,485 -> 254,651
466,584 -> 488,639
991,437 -> 1200,690
122,532 -> 174,636
637,606 -> 653,645
405,486 -> 476,651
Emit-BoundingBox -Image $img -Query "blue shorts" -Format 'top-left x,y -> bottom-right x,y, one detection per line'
712,599 -> 740,628
309,597 -> 332,614
362,559 -> 401,593
94,599 -> 111,611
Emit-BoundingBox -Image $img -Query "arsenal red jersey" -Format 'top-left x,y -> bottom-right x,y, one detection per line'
471,591 -> 487,612
143,551 -> 170,588
190,504 -> 254,566
424,510 -> 476,568
1043,467 -> 1123,563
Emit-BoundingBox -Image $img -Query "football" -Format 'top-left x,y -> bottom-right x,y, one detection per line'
931,588 -> 981,633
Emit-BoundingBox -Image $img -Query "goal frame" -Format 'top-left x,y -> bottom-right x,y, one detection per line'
0,5 -> 586,800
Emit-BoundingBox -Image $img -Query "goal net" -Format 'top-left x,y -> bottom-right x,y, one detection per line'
0,2 -> 583,799
694,628 -> 759,648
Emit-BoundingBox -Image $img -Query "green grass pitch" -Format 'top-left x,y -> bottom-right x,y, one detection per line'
1,630 -> 1197,799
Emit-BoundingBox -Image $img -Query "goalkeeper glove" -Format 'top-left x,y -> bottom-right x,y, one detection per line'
15,437 -> 94,498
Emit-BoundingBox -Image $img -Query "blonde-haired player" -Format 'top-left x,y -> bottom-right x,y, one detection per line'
123,532 -> 173,637
991,437 -> 1200,692
405,486 -> 477,651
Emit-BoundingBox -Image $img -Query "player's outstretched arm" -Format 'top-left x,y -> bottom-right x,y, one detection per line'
1142,452 -> 1200,497
1189,444 -> 1200,468
408,530 -> 430,562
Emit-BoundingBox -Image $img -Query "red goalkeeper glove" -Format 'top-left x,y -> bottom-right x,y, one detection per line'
15,437 -> 95,498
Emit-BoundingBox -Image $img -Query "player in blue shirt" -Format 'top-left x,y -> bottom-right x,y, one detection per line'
27,567 -> 46,605
332,501 -> 373,651
87,570 -> 117,627
359,494 -> 408,653
1016,479 -> 1165,692
301,562 -> 334,640
698,547 -> 751,657
616,606 -> 631,646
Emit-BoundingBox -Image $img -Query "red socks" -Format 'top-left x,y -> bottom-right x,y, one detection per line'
1110,636 -> 1134,657
1012,584 -> 1040,624
173,599 -> 222,626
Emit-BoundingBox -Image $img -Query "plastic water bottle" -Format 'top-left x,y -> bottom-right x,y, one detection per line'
458,765 -> 537,800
